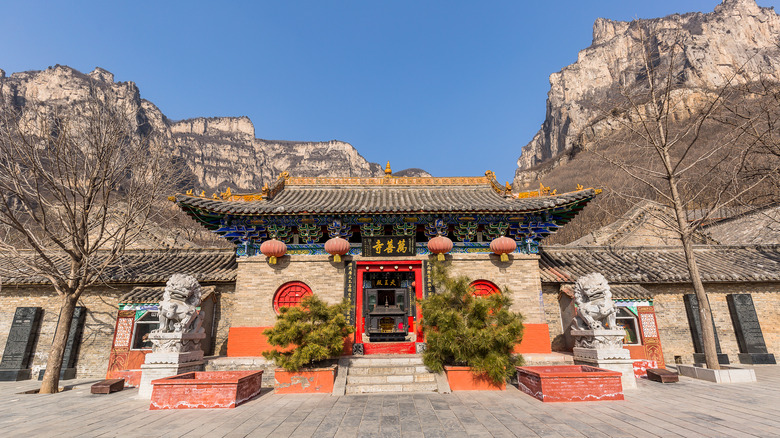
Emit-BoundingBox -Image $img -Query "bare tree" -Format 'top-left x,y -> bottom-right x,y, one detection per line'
591,23 -> 780,369
0,89 -> 173,393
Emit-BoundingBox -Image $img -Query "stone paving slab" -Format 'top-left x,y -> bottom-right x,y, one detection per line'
0,367 -> 778,437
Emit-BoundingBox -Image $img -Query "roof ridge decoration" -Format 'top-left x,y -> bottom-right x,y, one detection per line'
284,175 -> 491,187
516,182 -> 602,199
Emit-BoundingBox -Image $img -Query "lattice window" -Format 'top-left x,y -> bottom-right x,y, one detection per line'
274,281 -> 313,314
470,280 -> 500,297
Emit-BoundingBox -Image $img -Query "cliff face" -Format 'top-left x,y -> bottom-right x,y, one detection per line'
514,0 -> 780,186
0,65 -> 429,192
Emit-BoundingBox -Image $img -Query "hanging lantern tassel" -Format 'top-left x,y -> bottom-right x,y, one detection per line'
269,256 -> 277,264
437,253 -> 445,261
500,253 -> 508,262
334,254 -> 342,263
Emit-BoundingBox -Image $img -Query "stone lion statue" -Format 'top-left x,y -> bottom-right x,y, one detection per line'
571,273 -> 617,331
154,274 -> 204,334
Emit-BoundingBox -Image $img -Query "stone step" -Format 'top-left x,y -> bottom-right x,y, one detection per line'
345,381 -> 438,394
347,365 -> 430,376
347,373 -> 436,385
347,355 -> 424,367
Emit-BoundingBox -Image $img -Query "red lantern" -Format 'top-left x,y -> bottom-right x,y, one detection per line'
325,237 -> 350,262
428,235 -> 453,261
260,239 -> 287,264
490,236 -> 516,262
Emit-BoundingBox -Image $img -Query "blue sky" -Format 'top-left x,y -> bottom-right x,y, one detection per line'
3,1 -> 779,184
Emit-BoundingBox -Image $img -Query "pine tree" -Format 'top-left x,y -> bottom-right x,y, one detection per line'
263,295 -> 354,371
420,263 -> 525,384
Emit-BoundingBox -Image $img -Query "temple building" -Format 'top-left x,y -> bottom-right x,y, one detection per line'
1,167 -> 778,383
171,168 -> 598,356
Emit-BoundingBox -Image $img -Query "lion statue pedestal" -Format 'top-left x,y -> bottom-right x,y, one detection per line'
570,273 -> 637,389
139,274 -> 206,399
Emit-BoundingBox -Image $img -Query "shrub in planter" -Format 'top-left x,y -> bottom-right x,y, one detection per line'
420,263 -> 524,388
263,295 -> 354,393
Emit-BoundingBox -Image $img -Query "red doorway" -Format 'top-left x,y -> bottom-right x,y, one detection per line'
355,260 -> 424,354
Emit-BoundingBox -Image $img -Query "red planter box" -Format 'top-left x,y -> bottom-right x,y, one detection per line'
149,370 -> 263,410
516,365 -> 623,402
445,366 -> 506,391
273,366 -> 336,394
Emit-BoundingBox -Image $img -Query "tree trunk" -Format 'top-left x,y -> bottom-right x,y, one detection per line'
667,177 -> 721,370
39,293 -> 79,394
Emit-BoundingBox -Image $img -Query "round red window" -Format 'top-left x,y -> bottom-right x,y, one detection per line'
470,280 -> 500,297
273,281 -> 313,314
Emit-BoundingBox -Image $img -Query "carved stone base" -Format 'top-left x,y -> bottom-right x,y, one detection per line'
37,368 -> 76,381
0,369 -> 31,381
144,350 -> 204,364
738,353 -> 776,365
138,361 -> 204,399
574,357 -> 637,390
148,331 -> 205,356
573,347 -> 630,361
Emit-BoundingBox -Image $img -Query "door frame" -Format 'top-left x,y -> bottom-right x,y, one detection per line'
355,260 -> 424,345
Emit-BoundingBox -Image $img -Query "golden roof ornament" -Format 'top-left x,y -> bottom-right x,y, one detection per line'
384,161 -> 392,177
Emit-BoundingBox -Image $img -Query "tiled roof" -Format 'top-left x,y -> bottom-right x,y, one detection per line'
0,249 -> 237,286
704,205 -> 780,245
120,285 -> 216,304
175,179 -> 597,215
610,284 -> 654,300
540,245 -> 780,284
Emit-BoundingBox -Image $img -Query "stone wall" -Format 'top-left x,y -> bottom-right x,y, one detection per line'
233,252 -> 546,328
0,282 -> 234,379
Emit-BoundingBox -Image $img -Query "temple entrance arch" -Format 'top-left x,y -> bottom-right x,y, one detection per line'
354,260 -> 424,354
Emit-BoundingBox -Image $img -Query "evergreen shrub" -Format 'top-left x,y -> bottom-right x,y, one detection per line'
262,295 -> 354,372
420,263 -> 525,384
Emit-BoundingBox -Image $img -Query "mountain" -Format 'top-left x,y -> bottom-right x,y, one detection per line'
0,65 -> 430,193
513,0 -> 780,187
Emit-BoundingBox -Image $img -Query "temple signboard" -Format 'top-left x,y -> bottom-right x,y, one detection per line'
362,236 -> 415,257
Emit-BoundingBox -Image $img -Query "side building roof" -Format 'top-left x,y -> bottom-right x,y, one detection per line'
0,248 -> 237,286
540,245 -> 780,284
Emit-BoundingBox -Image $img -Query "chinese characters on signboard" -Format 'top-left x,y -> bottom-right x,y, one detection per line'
362,236 -> 415,257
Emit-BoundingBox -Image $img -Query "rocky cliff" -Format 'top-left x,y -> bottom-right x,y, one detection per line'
514,0 -> 780,186
0,65 -> 429,192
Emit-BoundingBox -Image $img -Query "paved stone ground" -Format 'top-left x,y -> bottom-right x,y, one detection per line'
1,366 -> 779,437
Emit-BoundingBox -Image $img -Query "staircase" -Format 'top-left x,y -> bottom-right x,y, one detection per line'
345,355 -> 438,394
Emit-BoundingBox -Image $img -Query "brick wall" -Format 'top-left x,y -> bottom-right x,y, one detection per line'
0,284 -> 127,379
646,282 -> 780,365
233,252 -> 546,327
542,285 -> 567,351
